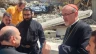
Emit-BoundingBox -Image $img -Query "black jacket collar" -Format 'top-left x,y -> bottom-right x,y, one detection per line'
0,45 -> 15,50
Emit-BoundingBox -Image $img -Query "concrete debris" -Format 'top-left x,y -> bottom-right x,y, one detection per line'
36,14 -> 61,23
40,10 -> 92,29
82,18 -> 96,25
0,8 -> 6,18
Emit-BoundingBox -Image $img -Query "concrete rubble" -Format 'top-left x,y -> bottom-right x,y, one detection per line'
40,10 -> 93,29
0,8 -> 6,21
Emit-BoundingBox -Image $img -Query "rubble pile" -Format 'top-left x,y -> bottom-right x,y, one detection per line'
36,14 -> 61,23
0,0 -> 9,9
82,18 -> 96,25
46,38 -> 62,43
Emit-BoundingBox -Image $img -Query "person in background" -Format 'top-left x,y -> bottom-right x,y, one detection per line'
59,4 -> 92,54
0,12 -> 13,30
0,26 -> 26,54
6,0 -> 26,25
16,7 -> 46,54
86,30 -> 96,54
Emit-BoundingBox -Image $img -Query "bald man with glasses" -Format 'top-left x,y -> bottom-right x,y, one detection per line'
59,4 -> 92,54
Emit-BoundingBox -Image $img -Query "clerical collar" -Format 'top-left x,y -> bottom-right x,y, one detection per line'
69,18 -> 79,27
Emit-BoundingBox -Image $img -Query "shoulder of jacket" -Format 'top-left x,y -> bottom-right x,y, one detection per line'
31,20 -> 40,25
16,21 -> 23,27
78,20 -> 88,26
78,20 -> 91,30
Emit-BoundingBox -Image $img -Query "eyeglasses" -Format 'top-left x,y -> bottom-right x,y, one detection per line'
62,12 -> 75,16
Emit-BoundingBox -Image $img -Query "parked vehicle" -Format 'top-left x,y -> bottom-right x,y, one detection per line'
30,5 -> 42,14
30,3 -> 50,14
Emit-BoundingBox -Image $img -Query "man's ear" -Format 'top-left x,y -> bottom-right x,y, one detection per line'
10,36 -> 16,44
75,11 -> 78,17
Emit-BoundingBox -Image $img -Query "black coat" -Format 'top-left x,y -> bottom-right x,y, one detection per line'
16,19 -> 45,54
0,45 -> 26,54
0,22 -> 14,30
59,20 -> 92,54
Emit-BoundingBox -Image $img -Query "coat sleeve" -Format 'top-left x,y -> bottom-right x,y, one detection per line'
38,23 -> 46,48
59,44 -> 78,54
78,25 -> 92,54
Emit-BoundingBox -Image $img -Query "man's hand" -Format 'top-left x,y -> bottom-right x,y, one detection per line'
42,42 -> 51,54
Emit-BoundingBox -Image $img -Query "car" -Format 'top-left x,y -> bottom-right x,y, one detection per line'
30,3 -> 50,14
30,5 -> 42,14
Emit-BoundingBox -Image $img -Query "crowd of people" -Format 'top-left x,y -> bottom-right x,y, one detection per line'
0,0 -> 95,54
0,0 -> 50,54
